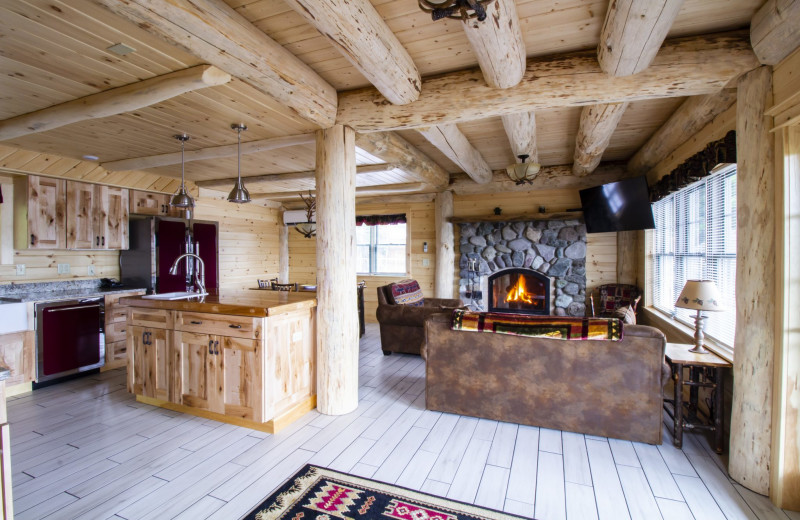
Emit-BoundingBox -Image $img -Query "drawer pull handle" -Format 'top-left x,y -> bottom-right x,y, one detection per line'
208,339 -> 214,355
190,320 -> 203,325
229,324 -> 242,329
30,234 -> 35,245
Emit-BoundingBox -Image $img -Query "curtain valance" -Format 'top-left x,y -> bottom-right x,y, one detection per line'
356,214 -> 407,226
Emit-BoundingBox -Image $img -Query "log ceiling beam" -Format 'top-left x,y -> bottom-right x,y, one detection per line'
194,163 -> 399,190
256,182 -> 425,201
449,162 -> 629,195
0,65 -> 230,142
284,0 -> 420,105
336,31 -> 757,132
418,125 -> 492,184
750,0 -> 800,66
501,112 -> 538,164
92,0 -> 337,128
597,0 -> 686,77
627,89 -> 737,176
102,133 -> 315,172
461,0 -> 526,88
572,103 -> 629,176
354,132 -> 450,188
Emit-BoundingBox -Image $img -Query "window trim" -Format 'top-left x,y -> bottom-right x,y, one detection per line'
356,217 -> 411,277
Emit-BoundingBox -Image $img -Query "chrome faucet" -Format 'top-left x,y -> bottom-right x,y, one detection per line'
169,253 -> 206,295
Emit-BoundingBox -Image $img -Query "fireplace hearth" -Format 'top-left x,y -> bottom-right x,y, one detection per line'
488,269 -> 550,315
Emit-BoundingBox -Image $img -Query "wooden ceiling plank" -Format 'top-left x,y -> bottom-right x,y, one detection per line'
102,133 -> 315,172
283,0 -> 420,105
627,88 -> 737,175
91,0 -> 337,128
256,182 -> 426,201
0,65 -> 231,142
417,124 -> 492,184
336,31 -> 758,132
354,131 -> 449,188
194,163 -> 398,189
573,102 -> 629,176
461,0 -> 526,88
501,112 -> 538,164
597,0 -> 686,77
750,0 -> 800,65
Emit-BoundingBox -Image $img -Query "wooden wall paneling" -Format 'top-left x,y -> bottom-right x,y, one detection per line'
750,0 -> 800,66
730,65 -> 776,496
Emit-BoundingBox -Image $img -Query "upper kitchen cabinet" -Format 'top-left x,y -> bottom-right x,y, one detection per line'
13,176 -> 67,249
66,181 -> 129,250
130,190 -> 184,218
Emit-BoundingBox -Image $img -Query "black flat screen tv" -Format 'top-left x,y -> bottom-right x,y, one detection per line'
579,176 -> 655,233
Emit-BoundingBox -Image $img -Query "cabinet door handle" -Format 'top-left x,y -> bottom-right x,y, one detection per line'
208,339 -> 214,355
190,320 -> 202,325
30,234 -> 35,245
147,331 -> 152,344
102,236 -> 105,246
214,340 -> 220,355
228,324 -> 242,329
96,236 -> 100,246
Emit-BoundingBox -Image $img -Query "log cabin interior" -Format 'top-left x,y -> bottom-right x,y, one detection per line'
0,0 -> 798,518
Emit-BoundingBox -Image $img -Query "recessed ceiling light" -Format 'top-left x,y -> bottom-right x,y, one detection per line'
82,155 -> 99,161
107,43 -> 136,56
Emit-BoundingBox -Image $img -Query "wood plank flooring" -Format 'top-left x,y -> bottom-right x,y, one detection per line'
7,324 -> 799,520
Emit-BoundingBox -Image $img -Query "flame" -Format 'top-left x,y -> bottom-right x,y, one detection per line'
506,275 -> 533,304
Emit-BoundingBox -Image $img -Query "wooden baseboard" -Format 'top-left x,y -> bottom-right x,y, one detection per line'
135,394 -> 317,434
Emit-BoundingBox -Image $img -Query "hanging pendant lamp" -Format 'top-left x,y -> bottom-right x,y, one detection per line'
228,123 -> 251,204
170,133 -> 195,208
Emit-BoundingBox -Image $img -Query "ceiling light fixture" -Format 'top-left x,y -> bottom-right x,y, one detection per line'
506,154 -> 541,185
295,191 -> 316,239
228,123 -> 251,204
170,133 -> 195,209
418,0 -> 495,21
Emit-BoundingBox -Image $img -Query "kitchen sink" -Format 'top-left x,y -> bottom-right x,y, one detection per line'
141,291 -> 208,300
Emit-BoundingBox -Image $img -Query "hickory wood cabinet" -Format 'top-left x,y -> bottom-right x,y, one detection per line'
66,181 -> 129,250
0,331 -> 35,387
129,190 -> 184,217
13,175 -> 66,249
127,308 -> 172,401
104,291 -> 146,371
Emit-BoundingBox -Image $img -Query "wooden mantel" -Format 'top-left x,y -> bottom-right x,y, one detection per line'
448,212 -> 583,223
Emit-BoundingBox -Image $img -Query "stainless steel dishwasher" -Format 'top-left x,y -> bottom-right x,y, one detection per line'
35,297 -> 105,383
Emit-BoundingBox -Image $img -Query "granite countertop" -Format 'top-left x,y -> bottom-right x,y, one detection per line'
122,290 -> 317,317
0,280 -> 146,303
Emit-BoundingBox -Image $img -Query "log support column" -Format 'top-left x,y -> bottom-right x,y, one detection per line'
278,213 -> 289,284
315,125 -> 359,416
434,191 -> 455,299
730,65 -> 775,495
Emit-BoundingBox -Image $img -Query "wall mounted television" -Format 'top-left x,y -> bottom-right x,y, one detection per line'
579,176 -> 656,233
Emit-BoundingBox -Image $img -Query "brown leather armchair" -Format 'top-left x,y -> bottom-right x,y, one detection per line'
376,284 -> 462,356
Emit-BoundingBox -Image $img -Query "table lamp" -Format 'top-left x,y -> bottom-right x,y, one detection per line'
675,280 -> 725,354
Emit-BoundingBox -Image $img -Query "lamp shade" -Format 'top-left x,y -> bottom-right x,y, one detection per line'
505,154 -> 541,185
675,280 -> 725,312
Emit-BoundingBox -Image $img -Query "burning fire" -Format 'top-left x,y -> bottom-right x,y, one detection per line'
506,276 -> 533,304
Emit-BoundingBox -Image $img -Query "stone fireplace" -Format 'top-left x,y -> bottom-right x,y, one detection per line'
458,218 -> 587,316
488,268 -> 550,315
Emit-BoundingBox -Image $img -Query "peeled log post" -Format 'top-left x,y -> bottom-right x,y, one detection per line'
730,66 -> 775,495
315,125 -> 359,416
573,103 -> 629,176
278,215 -> 289,284
434,191 -> 455,299
461,0 -> 526,89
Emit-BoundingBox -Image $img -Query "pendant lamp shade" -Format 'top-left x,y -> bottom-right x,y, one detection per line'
170,133 -> 195,208
506,154 -> 540,185
228,123 -> 251,204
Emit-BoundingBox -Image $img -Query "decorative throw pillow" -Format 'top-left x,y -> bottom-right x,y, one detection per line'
614,305 -> 637,325
389,279 -> 424,306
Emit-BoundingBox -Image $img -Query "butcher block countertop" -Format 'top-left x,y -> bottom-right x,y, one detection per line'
120,290 -> 317,317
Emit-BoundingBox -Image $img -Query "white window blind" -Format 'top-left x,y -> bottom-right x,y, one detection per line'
356,222 -> 407,275
652,165 -> 737,347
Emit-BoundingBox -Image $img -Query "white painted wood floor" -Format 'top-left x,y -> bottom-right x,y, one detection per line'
7,324 -> 799,520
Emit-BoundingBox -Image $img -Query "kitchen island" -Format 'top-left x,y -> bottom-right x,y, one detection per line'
121,290 -> 317,433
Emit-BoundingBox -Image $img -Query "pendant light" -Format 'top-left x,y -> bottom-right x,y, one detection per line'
506,154 -> 541,185
170,133 -> 195,208
228,123 -> 251,204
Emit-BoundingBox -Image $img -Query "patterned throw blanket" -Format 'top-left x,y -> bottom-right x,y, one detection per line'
450,309 -> 623,341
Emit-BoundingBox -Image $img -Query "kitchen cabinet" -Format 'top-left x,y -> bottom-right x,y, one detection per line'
104,291 -> 145,370
13,175 -> 66,249
66,181 -> 129,250
0,377 -> 14,520
128,326 -> 171,401
130,190 -> 184,217
0,331 -> 35,387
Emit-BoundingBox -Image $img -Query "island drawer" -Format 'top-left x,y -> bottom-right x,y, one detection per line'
175,311 -> 262,339
128,309 -> 173,329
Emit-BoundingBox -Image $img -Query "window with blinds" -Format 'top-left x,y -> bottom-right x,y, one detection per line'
651,165 -> 737,347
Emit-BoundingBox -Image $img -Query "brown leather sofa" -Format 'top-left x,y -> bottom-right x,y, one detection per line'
376,284 -> 462,356
424,312 -> 669,444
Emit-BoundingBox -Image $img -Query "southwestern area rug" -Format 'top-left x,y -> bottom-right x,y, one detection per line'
244,464 -> 532,520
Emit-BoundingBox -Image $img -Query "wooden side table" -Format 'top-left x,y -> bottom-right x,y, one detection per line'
663,343 -> 732,454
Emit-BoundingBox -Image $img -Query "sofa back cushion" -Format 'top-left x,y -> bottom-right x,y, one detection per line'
389,279 -> 425,306
451,309 -> 622,341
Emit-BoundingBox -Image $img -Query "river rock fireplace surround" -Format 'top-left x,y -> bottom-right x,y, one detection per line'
458,218 -> 587,316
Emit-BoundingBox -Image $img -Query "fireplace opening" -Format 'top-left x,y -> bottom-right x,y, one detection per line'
488,269 -> 550,315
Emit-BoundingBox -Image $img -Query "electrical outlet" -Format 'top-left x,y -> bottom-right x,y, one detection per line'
422,258 -> 430,267
58,263 -> 70,274
88,265 -> 96,276
15,264 -> 25,276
